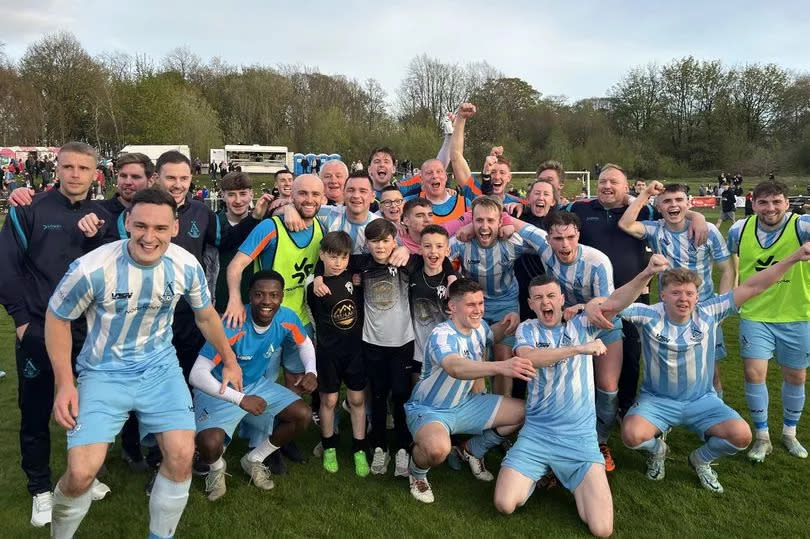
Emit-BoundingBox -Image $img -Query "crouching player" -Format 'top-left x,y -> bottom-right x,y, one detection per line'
405,278 -> 534,503
494,254 -> 670,537
189,270 -> 315,501
617,242 -> 810,493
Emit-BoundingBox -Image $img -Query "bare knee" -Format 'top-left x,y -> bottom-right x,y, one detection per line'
588,518 -> 613,538
621,422 -> 649,448
347,390 -> 365,408
162,444 -> 194,481
728,422 -> 752,448
195,430 -> 225,463
62,466 -> 96,495
285,400 -> 312,429
423,440 -> 451,466
743,361 -> 767,383
494,494 -> 517,515
783,368 -> 806,386
321,393 -> 338,410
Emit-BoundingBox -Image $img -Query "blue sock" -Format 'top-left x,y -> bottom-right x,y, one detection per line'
466,428 -> 504,459
782,382 -> 805,430
409,457 -> 429,480
595,389 -> 619,443
630,437 -> 664,456
745,382 -> 769,433
694,437 -> 742,465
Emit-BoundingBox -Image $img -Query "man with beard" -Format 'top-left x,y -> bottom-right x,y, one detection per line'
563,163 -> 708,469
727,180 -> 810,463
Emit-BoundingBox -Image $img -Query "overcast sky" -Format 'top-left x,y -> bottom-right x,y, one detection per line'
4,0 -> 809,104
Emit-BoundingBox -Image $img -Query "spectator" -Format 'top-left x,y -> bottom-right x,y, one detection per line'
716,182 -> 737,227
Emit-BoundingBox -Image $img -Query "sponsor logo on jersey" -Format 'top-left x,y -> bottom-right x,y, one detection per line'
42,223 -> 62,231
332,299 -> 358,329
112,291 -> 133,300
292,257 -> 314,284
264,345 -> 276,359
655,333 -> 670,343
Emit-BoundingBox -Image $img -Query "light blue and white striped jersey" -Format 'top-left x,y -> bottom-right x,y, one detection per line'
409,320 -> 493,409
620,292 -> 737,401
449,234 -> 525,318
727,213 -> 810,254
49,240 -> 210,374
514,315 -> 605,437
641,220 -> 729,301
317,205 -> 380,254
519,225 -> 614,307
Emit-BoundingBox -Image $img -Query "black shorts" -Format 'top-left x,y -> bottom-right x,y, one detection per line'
405,358 -> 423,376
316,345 -> 366,394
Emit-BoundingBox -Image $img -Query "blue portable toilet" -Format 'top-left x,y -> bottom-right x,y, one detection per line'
328,153 -> 341,162
293,153 -> 305,176
304,153 -> 315,173
316,153 -> 328,171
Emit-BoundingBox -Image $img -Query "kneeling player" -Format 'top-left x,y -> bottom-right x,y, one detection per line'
494,255 -> 669,537
189,270 -> 316,501
616,243 -> 810,493
405,278 -> 531,503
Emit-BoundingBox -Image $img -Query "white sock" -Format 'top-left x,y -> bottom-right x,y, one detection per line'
246,440 -> 279,463
756,429 -> 771,441
209,457 -> 225,471
51,483 -> 92,539
149,473 -> 191,538
783,425 -> 797,438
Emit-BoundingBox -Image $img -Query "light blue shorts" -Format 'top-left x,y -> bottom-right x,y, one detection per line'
503,431 -> 603,492
485,303 -> 519,348
405,393 -> 502,436
67,362 -> 194,449
280,323 -> 314,374
738,319 -> 810,369
193,377 -> 300,443
714,325 -> 727,361
600,325 -> 623,345
626,392 -> 741,437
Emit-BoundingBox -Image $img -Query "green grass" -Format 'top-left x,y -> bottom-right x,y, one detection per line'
0,203 -> 808,538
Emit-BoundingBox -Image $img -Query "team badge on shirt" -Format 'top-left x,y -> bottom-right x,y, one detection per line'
188,220 -> 200,239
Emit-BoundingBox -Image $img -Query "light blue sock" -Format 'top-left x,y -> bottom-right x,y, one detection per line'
149,473 -> 191,539
782,382 -> 805,429
694,436 -> 742,465
409,457 -> 429,480
595,389 -> 619,443
630,437 -> 665,455
466,428 -> 504,459
744,382 -> 769,433
51,483 -> 92,539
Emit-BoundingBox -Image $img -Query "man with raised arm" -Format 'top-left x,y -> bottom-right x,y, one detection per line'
619,181 -> 733,397
616,242 -> 810,493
